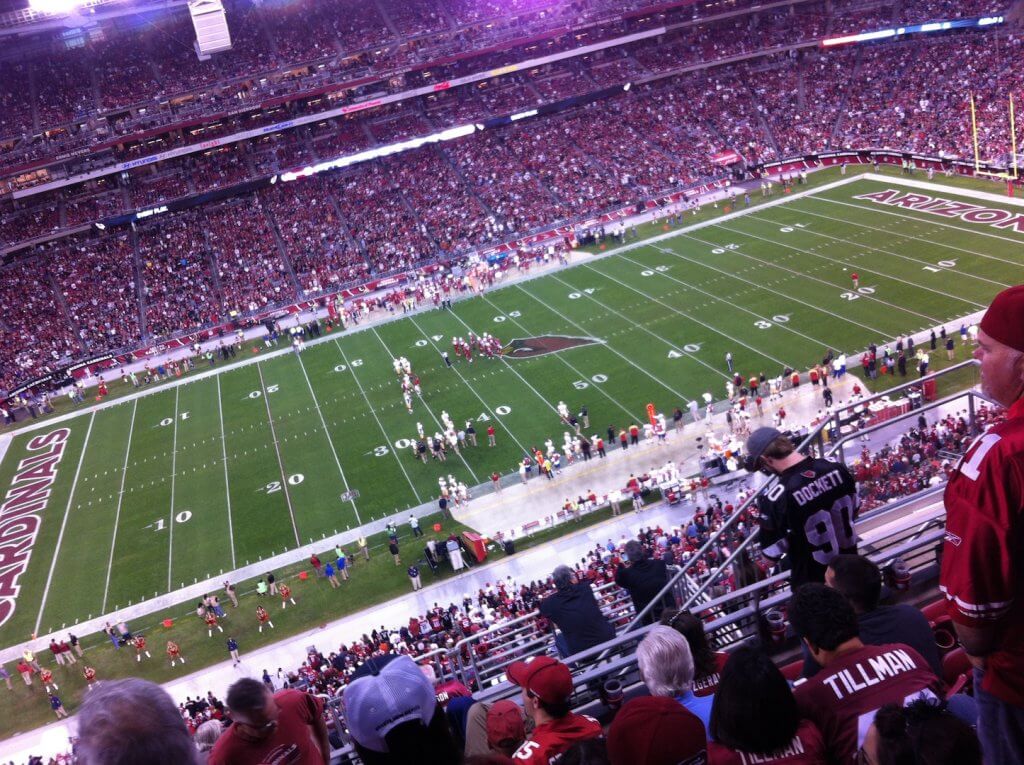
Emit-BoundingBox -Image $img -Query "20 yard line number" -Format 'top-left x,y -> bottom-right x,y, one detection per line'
261,474 -> 305,493
373,407 -> 512,456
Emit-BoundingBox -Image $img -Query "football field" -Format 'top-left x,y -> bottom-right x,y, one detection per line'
1,171 -> 1021,646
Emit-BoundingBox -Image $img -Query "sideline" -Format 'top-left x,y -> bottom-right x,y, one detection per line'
0,171 -> 992,658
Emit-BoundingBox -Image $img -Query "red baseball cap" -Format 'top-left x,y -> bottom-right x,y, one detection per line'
607,696 -> 707,765
506,655 -> 573,704
486,699 -> 525,749
980,285 -> 1024,352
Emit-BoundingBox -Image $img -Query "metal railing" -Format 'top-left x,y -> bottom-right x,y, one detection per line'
624,360 -> 986,628
322,363 -> 990,761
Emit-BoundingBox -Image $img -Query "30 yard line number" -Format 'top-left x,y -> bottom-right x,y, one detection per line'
372,407 -> 512,456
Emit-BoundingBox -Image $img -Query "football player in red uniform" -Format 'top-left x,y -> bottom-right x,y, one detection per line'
940,285 -> 1024,764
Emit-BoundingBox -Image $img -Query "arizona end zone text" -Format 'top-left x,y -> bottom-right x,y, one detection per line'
0,429 -> 71,628
854,189 -> 1024,231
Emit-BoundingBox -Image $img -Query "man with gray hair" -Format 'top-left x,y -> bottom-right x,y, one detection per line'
75,678 -> 199,764
637,625 -> 714,729
538,565 -> 615,658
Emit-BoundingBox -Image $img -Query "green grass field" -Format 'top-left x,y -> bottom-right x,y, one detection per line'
0,168 -> 1019,651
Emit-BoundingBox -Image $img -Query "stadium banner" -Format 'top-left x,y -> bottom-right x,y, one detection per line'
711,150 -> 743,166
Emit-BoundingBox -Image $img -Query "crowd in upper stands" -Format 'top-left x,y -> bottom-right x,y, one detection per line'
0,0 -> 1019,396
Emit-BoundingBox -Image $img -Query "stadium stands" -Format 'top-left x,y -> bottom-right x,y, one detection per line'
0,0 -> 1019,393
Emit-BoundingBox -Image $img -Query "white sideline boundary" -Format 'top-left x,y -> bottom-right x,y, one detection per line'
0,170 -> 1004,660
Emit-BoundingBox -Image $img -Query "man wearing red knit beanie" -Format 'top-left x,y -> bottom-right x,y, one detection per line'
940,284 -> 1024,765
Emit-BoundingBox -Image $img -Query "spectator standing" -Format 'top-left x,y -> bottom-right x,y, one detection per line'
76,679 -> 198,764
50,693 -> 69,719
637,626 -> 714,729
615,540 -> 673,624
745,427 -> 859,588
209,677 -> 330,765
389,539 -> 402,566
940,284 -> 1024,765
267,572 -> 278,596
0,663 -> 11,690
789,584 -> 939,764
538,565 -> 615,658
408,564 -> 422,591
223,581 -> 239,608
227,637 -> 240,666
507,656 -> 601,764
325,561 -> 340,588
708,645 -> 826,764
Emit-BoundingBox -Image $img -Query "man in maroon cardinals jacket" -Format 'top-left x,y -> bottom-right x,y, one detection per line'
940,284 -> 1024,765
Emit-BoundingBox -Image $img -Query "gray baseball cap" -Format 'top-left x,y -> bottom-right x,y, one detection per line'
745,427 -> 783,471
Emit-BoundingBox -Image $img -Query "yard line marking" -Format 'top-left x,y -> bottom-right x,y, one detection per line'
34,411 -> 95,637
295,350 -> 363,524
257,363 -> 301,546
335,340 -> 422,505
439,306 -> 562,419
517,280 -> 693,403
216,376 -> 236,569
758,204 -> 1022,278
407,315 -> 532,455
806,192 -> 1024,250
472,293 -> 642,422
643,242 -> 892,341
583,257 -> 793,370
102,399 -> 137,613
709,219 -> 980,316
167,387 -> 180,591
370,326 -> 480,484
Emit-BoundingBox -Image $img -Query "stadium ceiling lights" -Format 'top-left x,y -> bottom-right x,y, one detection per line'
28,0 -> 81,14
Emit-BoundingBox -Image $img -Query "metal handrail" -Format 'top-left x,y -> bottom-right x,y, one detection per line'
625,361 -> 984,629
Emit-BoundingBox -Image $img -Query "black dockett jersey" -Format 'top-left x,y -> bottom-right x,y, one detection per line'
756,456 -> 859,588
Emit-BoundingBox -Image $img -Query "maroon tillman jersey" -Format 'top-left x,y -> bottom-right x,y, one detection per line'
940,397 -> 1024,706
794,643 -> 938,765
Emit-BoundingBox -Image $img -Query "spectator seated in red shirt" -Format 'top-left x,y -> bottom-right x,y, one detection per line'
76,678 -> 200,765
788,584 -> 942,765
507,655 -> 601,764
344,654 -> 462,765
608,695 -> 708,765
209,677 -> 331,765
660,609 -> 730,697
708,645 -> 827,765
